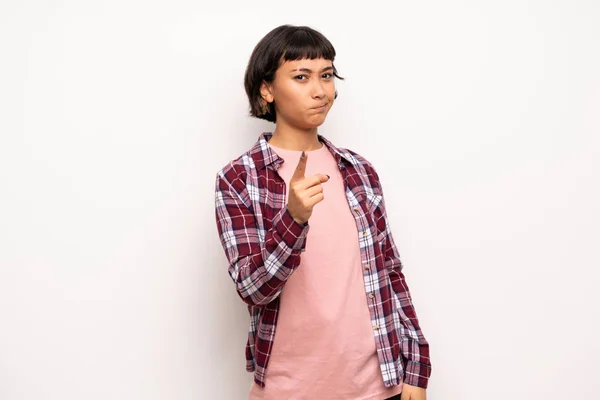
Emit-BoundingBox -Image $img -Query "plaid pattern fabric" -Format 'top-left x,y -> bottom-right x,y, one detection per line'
214,132 -> 431,389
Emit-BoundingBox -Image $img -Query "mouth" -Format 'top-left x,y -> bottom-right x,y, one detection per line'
311,103 -> 328,111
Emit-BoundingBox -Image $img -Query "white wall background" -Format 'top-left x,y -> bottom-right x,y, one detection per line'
1,1 -> 599,399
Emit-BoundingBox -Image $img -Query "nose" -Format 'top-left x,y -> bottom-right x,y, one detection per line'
311,79 -> 326,99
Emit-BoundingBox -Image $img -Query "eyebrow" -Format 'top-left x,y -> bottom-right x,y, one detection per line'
289,66 -> 334,73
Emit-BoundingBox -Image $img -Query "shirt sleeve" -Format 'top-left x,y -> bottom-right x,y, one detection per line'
372,169 -> 433,389
214,171 -> 309,307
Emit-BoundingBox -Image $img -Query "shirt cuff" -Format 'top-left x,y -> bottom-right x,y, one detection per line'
403,360 -> 432,389
272,206 -> 309,250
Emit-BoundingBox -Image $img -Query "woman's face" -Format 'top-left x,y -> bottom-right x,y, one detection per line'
261,57 -> 336,129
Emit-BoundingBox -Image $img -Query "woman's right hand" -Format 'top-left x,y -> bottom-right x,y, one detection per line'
287,151 -> 330,225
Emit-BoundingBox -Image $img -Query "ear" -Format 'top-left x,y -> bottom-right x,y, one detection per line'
260,81 -> 274,103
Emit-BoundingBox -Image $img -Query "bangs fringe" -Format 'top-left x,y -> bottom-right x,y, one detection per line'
281,28 -> 336,62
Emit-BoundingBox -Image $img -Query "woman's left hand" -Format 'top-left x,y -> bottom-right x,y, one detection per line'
400,383 -> 426,400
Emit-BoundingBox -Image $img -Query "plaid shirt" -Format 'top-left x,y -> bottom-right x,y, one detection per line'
214,131 -> 431,389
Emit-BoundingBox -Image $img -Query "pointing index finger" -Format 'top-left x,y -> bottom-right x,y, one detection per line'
291,150 -> 307,182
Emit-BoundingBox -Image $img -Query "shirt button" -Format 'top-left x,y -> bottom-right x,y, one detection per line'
369,293 -> 375,299
364,264 -> 370,270
353,207 -> 360,212
362,231 -> 368,237
374,325 -> 380,331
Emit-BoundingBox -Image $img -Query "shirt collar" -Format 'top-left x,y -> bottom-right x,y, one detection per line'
250,131 -> 353,171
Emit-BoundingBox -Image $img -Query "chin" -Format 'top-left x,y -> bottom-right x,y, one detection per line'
306,118 -> 327,129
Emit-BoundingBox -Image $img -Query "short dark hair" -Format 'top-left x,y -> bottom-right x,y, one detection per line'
244,24 -> 345,123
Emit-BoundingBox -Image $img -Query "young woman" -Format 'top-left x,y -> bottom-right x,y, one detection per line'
214,24 -> 431,400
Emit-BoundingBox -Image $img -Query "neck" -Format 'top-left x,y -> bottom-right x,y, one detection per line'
268,122 -> 321,151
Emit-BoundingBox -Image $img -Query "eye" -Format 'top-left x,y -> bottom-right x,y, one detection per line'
322,73 -> 333,79
294,75 -> 308,81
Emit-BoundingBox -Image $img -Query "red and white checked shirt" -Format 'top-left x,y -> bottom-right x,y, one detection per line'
214,131 -> 431,389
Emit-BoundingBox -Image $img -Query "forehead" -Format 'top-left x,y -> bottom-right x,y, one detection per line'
278,57 -> 333,72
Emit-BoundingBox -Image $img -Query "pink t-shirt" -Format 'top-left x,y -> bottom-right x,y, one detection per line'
248,141 -> 403,400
